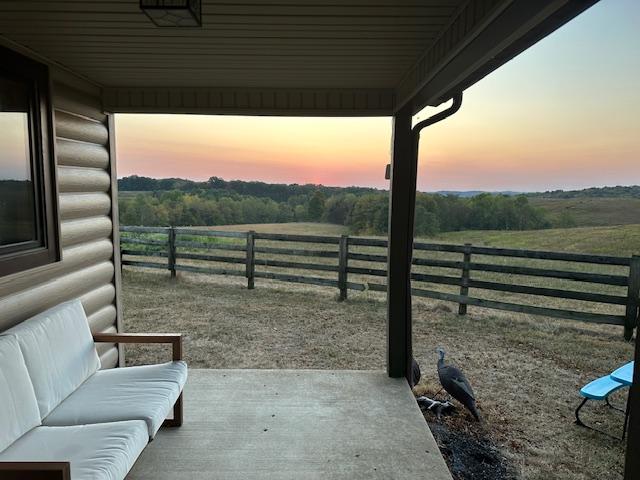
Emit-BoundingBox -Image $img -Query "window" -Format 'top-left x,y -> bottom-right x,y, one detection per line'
0,47 -> 59,276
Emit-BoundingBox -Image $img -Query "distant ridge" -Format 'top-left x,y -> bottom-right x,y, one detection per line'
117,174 -> 381,202
432,185 -> 640,198
529,185 -> 640,198
433,190 -> 524,198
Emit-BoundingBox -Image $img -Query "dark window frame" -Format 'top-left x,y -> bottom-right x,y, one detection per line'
0,46 -> 60,277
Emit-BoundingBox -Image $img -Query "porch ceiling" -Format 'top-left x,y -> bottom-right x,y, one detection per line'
0,1 -> 598,115
0,0 -> 463,90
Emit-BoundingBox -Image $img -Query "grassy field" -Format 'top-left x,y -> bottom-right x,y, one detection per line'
530,197 -> 640,227
121,222 -> 638,480
209,221 -> 349,236
435,224 -> 640,257
203,221 -> 640,257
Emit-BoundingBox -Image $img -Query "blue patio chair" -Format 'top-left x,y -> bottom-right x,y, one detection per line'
575,367 -> 630,439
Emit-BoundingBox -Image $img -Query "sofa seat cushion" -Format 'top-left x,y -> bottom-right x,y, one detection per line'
0,336 -> 41,453
44,361 -> 188,438
2,300 -> 100,419
0,420 -> 148,480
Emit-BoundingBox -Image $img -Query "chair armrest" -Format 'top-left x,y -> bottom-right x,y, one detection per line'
0,462 -> 70,480
93,333 -> 182,361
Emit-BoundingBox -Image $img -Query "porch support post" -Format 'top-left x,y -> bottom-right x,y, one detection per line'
625,325 -> 640,479
387,103 -> 416,380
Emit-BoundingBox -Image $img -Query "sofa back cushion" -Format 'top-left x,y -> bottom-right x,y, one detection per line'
3,300 -> 100,419
0,336 -> 41,453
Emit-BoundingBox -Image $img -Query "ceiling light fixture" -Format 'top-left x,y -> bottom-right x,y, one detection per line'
140,0 -> 202,27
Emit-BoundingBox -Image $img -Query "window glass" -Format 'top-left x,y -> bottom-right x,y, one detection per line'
0,75 -> 37,247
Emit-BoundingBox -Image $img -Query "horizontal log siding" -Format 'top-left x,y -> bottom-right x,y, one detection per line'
88,305 -> 118,333
0,75 -> 120,368
59,192 -> 111,220
56,139 -> 110,169
61,215 -> 113,248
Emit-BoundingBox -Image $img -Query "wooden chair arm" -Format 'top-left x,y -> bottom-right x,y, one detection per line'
93,333 -> 183,361
0,462 -> 70,480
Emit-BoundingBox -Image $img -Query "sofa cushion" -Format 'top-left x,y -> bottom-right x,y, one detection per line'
2,299 -> 101,419
0,421 -> 148,480
44,361 -> 188,438
0,336 -> 41,453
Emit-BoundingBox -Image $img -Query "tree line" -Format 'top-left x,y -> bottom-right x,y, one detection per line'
118,175 -> 380,202
119,179 -> 551,235
321,191 -> 549,235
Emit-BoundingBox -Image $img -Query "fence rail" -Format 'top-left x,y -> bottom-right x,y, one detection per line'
119,226 -> 640,339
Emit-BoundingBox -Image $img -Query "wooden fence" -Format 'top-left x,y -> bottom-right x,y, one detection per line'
120,226 -> 640,339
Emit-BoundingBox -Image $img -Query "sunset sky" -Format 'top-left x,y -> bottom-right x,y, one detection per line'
115,0 -> 639,192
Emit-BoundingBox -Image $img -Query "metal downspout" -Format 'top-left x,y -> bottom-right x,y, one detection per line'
405,93 -> 463,381
412,92 -> 464,143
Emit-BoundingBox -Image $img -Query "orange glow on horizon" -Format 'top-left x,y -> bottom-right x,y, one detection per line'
116,115 -> 394,188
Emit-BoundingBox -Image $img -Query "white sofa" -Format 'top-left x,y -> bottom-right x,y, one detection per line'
0,300 -> 187,480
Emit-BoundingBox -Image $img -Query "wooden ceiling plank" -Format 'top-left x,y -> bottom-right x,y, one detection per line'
0,27 -> 440,41
0,19 -> 445,32
21,0 -> 459,6
43,55 -> 414,63
0,15 -> 452,26
2,4 -> 456,17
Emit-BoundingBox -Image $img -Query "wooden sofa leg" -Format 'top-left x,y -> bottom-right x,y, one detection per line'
163,393 -> 183,427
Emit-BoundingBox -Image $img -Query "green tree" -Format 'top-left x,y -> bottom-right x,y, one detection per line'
414,206 -> 439,236
294,204 -> 307,221
307,190 -> 326,220
348,194 -> 387,234
323,194 -> 356,225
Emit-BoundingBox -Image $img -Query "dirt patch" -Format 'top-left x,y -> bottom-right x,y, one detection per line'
425,415 -> 516,480
415,383 -> 517,480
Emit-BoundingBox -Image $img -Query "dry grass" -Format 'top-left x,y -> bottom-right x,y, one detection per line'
208,222 -> 349,236
436,224 -> 640,257
122,269 -> 384,369
529,197 -> 640,228
122,268 -> 633,480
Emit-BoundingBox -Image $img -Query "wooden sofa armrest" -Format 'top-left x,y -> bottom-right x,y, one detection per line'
0,462 -> 70,480
93,332 -> 182,361
92,332 -> 185,427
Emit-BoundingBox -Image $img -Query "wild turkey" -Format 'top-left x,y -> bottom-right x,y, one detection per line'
436,347 -> 480,421
410,357 -> 421,388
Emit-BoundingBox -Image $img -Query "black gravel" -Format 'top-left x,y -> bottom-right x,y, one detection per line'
423,415 -> 517,480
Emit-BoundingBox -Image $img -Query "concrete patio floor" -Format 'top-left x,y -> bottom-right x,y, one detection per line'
127,369 -> 452,479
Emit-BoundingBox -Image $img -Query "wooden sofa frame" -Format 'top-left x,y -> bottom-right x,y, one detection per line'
92,332 -> 184,428
0,332 -> 183,479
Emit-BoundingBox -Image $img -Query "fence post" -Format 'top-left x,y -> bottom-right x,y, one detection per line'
338,234 -> 349,301
625,255 -> 640,340
458,243 -> 472,315
167,226 -> 176,279
246,230 -> 255,290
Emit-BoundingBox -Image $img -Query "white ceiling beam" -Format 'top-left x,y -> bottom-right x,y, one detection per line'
102,86 -> 395,116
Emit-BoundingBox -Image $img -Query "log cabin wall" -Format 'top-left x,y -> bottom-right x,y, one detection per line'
0,54 -> 121,368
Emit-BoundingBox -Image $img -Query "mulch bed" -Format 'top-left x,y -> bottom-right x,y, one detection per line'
418,402 -> 517,480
